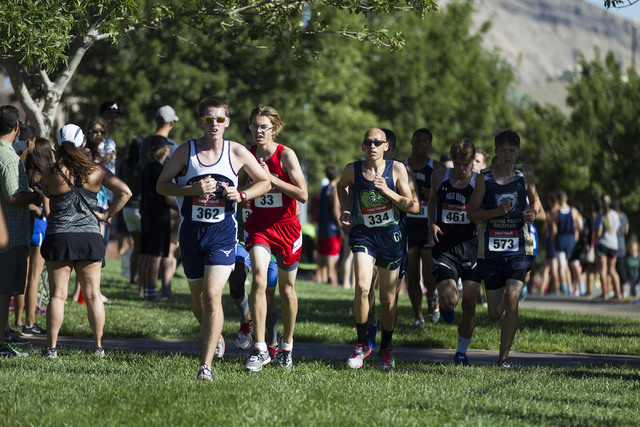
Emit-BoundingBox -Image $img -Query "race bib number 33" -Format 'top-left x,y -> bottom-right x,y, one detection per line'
489,230 -> 519,252
255,191 -> 283,208
442,203 -> 469,224
192,196 -> 224,223
362,203 -> 394,227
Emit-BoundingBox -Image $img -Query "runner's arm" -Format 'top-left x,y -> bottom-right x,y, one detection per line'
269,147 -> 308,203
224,146 -> 270,202
330,185 -> 342,227
337,163 -> 354,227
156,144 -> 215,197
522,166 -> 539,224
377,162 -> 418,214
428,169 -> 444,245
467,174 -> 510,222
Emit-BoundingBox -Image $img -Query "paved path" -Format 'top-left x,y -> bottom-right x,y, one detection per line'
520,294 -> 640,320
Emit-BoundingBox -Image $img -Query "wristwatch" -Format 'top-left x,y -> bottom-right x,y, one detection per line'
239,191 -> 248,202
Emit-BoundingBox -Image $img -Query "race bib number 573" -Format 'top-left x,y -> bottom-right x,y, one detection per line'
192,196 -> 224,223
488,230 -> 519,252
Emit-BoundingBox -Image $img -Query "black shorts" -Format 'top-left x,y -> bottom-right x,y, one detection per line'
478,254 -> 533,290
350,226 -> 405,270
596,243 -> 617,259
407,226 -> 432,249
0,246 -> 27,296
41,233 -> 105,262
141,231 -> 171,257
432,238 -> 480,284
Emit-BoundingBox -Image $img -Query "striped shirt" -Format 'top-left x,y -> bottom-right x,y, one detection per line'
0,139 -> 31,253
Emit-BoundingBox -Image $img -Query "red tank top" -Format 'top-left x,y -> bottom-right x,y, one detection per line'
248,144 -> 297,223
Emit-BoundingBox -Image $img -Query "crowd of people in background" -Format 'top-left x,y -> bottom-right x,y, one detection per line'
0,97 -> 638,374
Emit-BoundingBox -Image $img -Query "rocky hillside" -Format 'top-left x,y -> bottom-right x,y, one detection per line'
442,0 -> 638,82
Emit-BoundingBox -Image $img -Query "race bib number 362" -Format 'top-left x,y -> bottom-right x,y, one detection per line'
488,230 -> 519,252
192,196 -> 224,223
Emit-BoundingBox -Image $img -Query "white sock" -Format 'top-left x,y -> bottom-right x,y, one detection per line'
456,336 -> 471,355
255,342 -> 267,352
282,340 -> 293,352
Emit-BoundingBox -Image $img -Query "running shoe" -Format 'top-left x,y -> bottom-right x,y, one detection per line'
439,307 -> 455,324
214,335 -> 225,358
42,348 -> 58,358
453,352 -> 470,366
276,336 -> 292,369
378,349 -> 396,370
245,348 -> 271,372
21,323 -> 47,337
268,344 -> 279,363
411,318 -> 425,329
5,329 -> 30,345
496,359 -> 512,369
346,342 -> 371,369
367,321 -> 378,350
427,298 -> 440,323
519,285 -> 528,302
93,347 -> 105,356
0,341 -> 29,357
235,320 -> 253,350
197,364 -> 212,381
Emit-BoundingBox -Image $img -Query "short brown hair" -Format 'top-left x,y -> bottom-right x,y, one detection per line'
249,105 -> 284,138
198,96 -> 229,118
450,139 -> 476,163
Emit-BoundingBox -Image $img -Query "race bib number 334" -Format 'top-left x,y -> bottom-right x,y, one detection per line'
192,196 -> 224,223
488,230 -> 519,252
362,203 -> 394,227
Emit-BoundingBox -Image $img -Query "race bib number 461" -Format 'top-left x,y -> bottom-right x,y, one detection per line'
362,203 -> 394,227
192,196 -> 224,223
489,230 -> 519,252
442,203 -> 469,225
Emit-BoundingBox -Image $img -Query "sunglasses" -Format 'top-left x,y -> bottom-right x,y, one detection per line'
88,129 -> 105,135
201,116 -> 227,124
363,139 -> 386,147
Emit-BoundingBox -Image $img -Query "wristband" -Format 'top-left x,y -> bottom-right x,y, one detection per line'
240,191 -> 248,202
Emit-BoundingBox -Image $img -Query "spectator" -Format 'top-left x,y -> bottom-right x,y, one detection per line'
0,206 -> 7,248
315,165 -> 342,286
594,194 -> 621,300
0,105 -> 43,356
98,101 -> 123,245
625,239 -> 640,299
139,105 -> 179,168
40,124 -> 131,357
120,137 -> 143,286
611,199 -> 629,297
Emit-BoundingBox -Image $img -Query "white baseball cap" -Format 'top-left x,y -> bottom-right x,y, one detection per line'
57,124 -> 85,148
155,105 -> 179,123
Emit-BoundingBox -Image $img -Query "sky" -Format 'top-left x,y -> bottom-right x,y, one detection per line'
584,0 -> 640,22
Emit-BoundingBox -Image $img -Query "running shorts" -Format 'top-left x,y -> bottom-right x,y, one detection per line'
244,216 -> 302,268
433,237 -> 480,284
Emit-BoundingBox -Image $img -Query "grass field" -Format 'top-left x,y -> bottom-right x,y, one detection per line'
30,259 -> 640,355
5,260 -> 640,426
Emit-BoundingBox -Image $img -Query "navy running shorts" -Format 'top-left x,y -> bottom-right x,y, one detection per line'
349,226 -> 405,270
478,254 -> 533,290
180,217 -> 237,280
406,225 -> 432,250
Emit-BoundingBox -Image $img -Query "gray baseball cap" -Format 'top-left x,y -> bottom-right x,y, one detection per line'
155,106 -> 179,123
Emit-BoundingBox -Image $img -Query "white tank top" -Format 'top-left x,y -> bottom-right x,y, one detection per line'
175,139 -> 238,225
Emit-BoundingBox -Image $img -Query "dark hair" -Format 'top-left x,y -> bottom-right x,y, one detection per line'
198,96 -> 229,118
325,165 -> 339,181
439,152 -> 452,163
412,128 -> 433,144
494,130 -> 520,148
0,105 -> 20,136
381,129 -> 397,149
243,126 -> 252,137
450,139 -> 476,163
125,137 -> 143,168
573,202 -> 583,216
26,138 -> 54,187
19,123 -> 36,142
52,142 -> 99,184
611,198 -> 620,211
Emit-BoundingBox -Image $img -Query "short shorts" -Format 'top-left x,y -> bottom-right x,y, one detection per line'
556,234 -> 576,265
245,217 -> 302,269
432,238 -> 480,284
141,231 -> 171,257
596,243 -> 617,259
0,246 -> 27,296
122,207 -> 141,233
236,241 -> 278,287
41,233 -> 105,262
31,232 -> 44,247
544,237 -> 556,258
349,225 -> 405,270
180,218 -> 238,280
317,235 -> 342,259
407,225 -> 432,250
478,254 -> 533,290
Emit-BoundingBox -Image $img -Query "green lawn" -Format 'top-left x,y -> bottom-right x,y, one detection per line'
36,259 -> 640,356
4,350 -> 640,426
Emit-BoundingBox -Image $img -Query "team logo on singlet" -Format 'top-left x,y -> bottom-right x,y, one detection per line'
359,190 -> 395,227
495,192 -> 518,214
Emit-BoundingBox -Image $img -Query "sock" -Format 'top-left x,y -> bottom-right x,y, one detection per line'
380,328 -> 394,351
356,322 -> 368,345
144,287 -> 157,300
232,290 -> 251,319
255,342 -> 267,352
456,336 -> 472,354
281,340 -> 293,352
266,308 -> 279,345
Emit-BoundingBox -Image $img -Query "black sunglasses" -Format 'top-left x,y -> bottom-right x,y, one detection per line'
363,139 -> 386,147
